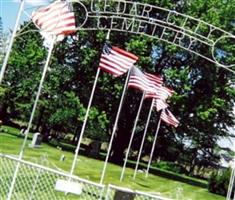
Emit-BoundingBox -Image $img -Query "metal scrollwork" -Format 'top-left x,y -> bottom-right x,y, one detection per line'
70,0 -> 235,73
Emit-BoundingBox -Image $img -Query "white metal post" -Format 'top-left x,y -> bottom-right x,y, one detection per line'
69,68 -> 101,176
0,0 -> 25,84
7,38 -> 55,200
100,69 -> 131,184
227,108 -> 235,200
105,185 -> 111,200
133,99 -> 154,179
145,118 -> 161,178
120,91 -> 146,181
69,30 -> 111,177
227,160 -> 235,200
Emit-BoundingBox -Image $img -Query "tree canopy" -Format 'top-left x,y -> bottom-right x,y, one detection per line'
0,0 -> 234,176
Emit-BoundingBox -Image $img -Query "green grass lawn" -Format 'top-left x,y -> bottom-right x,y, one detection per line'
0,127 -> 225,200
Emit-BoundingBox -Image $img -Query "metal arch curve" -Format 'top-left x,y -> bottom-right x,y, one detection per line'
70,0 -> 235,37
212,35 -> 235,69
84,27 -> 235,74
70,0 -> 88,29
67,0 -> 235,73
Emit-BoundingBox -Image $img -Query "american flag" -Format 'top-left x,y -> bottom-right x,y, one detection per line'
99,43 -> 138,77
160,109 -> 179,127
144,73 -> 163,86
32,0 -> 76,37
128,67 -> 156,92
145,85 -> 174,100
154,99 -> 169,112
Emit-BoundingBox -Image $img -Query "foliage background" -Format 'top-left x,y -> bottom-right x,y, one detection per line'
0,0 -> 234,183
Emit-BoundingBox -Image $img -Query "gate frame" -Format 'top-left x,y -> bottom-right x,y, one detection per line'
2,0 -> 235,199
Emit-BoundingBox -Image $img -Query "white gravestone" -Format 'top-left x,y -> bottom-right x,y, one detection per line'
29,132 -> 42,148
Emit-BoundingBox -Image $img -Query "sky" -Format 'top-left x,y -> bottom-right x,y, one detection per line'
0,0 -> 49,33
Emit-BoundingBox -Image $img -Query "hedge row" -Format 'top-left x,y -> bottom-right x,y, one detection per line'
126,161 -> 208,188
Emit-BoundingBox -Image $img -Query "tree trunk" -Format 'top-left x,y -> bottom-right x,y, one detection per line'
72,125 -> 81,144
188,157 -> 197,176
109,92 -> 142,164
110,122 -> 133,164
36,107 -> 45,131
0,103 -> 8,123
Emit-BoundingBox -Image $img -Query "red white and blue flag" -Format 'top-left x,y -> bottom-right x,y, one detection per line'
160,109 -> 179,127
99,43 -> 139,77
32,0 -> 76,38
154,99 -> 169,112
145,85 -> 174,100
144,72 -> 163,87
128,67 -> 156,92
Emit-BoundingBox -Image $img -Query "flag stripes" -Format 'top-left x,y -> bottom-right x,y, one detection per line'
145,90 -> 162,99
128,67 -> 156,93
127,68 -> 174,102
145,85 -> 174,100
32,0 -> 76,37
154,99 -> 169,111
164,86 -> 175,96
99,44 -> 138,77
144,73 -> 163,86
160,109 -> 179,127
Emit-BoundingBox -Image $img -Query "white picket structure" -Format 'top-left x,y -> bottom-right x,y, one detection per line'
0,154 -> 174,200
0,154 -> 105,200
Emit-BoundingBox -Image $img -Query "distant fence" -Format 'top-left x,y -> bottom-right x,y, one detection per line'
0,154 -> 173,200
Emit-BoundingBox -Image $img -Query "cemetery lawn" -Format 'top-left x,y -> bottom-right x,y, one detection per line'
0,126 -> 225,200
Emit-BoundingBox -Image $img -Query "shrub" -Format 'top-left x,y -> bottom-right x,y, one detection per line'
127,160 -> 208,188
208,168 -> 231,196
152,161 -> 182,174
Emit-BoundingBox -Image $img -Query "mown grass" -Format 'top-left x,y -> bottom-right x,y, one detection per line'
0,126 -> 225,200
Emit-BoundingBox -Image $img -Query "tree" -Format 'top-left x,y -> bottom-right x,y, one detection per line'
107,0 -> 235,166
0,0 -> 234,175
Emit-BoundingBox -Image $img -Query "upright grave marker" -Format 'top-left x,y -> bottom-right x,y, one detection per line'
29,133 -> 42,148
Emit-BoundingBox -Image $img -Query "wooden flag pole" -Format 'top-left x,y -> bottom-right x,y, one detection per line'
100,68 -> 131,184
133,99 -> 154,180
0,0 -> 25,84
120,91 -> 146,181
7,37 -> 56,200
145,117 -> 162,178
69,67 -> 101,176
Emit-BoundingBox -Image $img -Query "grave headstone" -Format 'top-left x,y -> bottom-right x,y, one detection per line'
88,141 -> 101,158
29,132 -> 42,148
114,190 -> 136,200
60,155 -> 66,161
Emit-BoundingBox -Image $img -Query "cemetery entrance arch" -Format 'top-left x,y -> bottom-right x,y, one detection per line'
71,1 -> 235,199
73,0 -> 235,73
2,1 -> 235,200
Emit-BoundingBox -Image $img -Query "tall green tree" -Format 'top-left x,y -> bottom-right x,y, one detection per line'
0,0 -> 234,175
